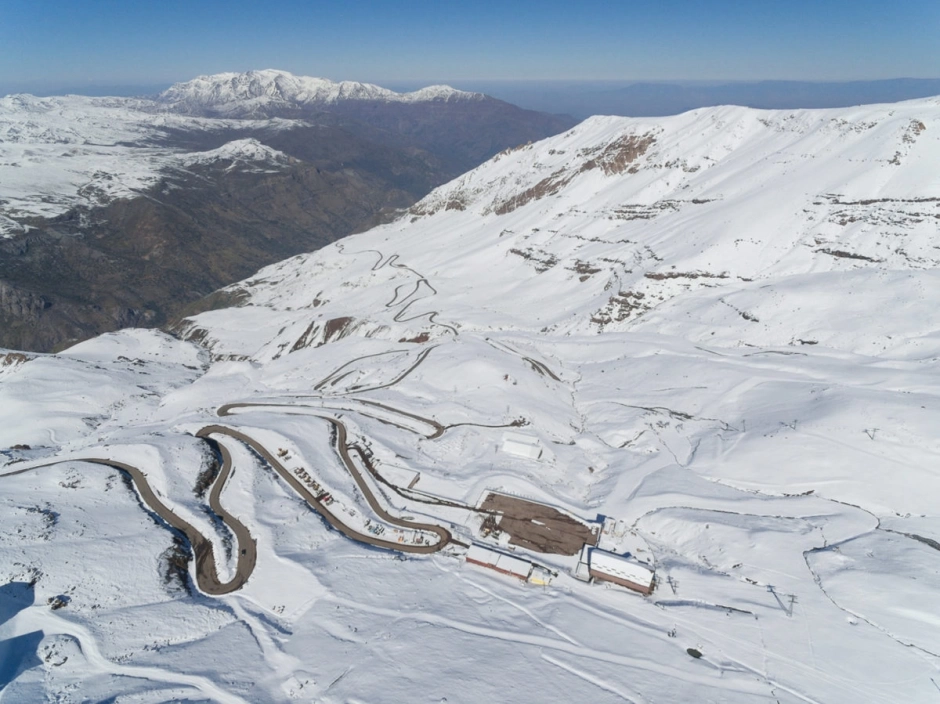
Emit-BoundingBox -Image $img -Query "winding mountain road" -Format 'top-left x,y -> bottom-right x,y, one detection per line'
314,347 -> 437,395
0,453 -> 256,596
0,247 -> 528,594
219,399 -> 445,439
485,336 -> 562,382
342,244 -> 458,336
202,420 -> 452,553
0,410 -> 453,595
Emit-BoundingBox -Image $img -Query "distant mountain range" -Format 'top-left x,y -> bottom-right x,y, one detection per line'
397,77 -> 940,119
0,70 -> 574,351
12,76 -> 940,119
157,69 -> 487,115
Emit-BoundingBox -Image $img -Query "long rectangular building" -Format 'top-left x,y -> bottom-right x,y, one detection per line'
466,544 -> 533,581
588,548 -> 655,595
500,432 -> 543,460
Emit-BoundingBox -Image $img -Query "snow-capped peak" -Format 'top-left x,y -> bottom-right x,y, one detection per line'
157,69 -> 484,116
179,138 -> 293,170
397,84 -> 484,103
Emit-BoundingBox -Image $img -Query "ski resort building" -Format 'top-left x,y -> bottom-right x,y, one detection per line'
499,432 -> 543,460
573,544 -> 593,582
466,544 -> 533,581
588,548 -> 655,595
529,565 -> 554,586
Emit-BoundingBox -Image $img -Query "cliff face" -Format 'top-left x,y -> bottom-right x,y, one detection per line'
0,281 -> 49,321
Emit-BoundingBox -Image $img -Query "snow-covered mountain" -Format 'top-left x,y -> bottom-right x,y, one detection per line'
178,137 -> 295,170
188,96 -> 940,359
0,93 -> 296,232
1,97 -> 939,702
157,69 -> 484,117
0,69 -> 562,235
0,72 -> 574,351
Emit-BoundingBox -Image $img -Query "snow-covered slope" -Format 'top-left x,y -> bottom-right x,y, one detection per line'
0,93 -> 296,235
191,97 -> 940,359
158,69 -> 484,116
179,138 -> 294,171
2,98 -> 939,702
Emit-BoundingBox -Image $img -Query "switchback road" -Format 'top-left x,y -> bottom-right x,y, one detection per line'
202,421 -> 452,554
0,454 -> 256,596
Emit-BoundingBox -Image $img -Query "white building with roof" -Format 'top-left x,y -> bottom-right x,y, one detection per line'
588,548 -> 655,595
500,432 -> 543,460
466,544 -> 533,581
573,543 -> 593,582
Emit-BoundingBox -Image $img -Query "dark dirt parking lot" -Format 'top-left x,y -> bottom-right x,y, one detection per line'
480,492 -> 599,555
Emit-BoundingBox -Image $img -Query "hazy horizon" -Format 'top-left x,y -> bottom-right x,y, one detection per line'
4,74 -> 940,120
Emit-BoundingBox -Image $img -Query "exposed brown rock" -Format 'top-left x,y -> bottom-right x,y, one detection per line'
290,321 -> 321,352
0,352 -> 32,368
817,248 -> 883,263
321,316 -> 355,345
645,270 -> 729,281
493,170 -> 576,215
580,133 -> 656,175
398,332 -> 430,343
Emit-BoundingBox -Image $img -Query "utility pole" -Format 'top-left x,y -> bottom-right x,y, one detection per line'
767,585 -> 796,617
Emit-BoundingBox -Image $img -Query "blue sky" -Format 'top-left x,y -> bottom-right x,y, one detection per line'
1,0 -> 938,92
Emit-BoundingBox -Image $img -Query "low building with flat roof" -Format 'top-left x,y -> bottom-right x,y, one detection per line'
573,543 -> 593,582
466,544 -> 533,581
529,566 -> 554,586
500,432 -> 543,460
588,548 -> 655,595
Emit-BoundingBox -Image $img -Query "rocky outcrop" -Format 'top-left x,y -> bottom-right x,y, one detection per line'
0,281 -> 49,320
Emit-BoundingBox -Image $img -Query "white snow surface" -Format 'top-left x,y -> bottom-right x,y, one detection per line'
2,97 -> 940,702
179,138 -> 294,171
0,93 -> 299,234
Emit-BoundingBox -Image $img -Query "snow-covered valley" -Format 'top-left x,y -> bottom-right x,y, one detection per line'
1,96 -> 939,702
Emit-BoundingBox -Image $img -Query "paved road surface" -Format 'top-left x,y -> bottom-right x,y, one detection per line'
202,420 -> 452,554
219,399 -> 444,439
0,455 -> 256,596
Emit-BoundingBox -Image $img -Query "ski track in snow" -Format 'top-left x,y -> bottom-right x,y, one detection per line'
4,608 -> 248,703
322,592 -> 769,697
